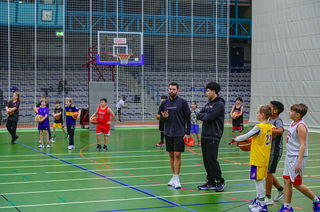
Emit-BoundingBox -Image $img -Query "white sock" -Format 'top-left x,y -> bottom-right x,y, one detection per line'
173,174 -> 179,179
284,202 -> 291,208
254,180 -> 266,199
313,196 -> 320,203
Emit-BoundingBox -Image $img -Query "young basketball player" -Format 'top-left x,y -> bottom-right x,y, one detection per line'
229,97 -> 244,144
6,91 -> 20,144
190,101 -> 201,146
65,97 -> 80,150
90,98 -> 115,151
34,96 -> 53,143
235,105 -> 273,212
156,95 -> 168,147
52,101 -> 67,139
36,99 -> 50,148
265,101 -> 285,205
277,104 -> 320,212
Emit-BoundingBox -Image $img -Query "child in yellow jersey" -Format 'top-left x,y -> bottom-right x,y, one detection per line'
235,105 -> 272,212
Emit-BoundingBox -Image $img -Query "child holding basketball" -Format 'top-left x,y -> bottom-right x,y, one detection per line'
36,99 -> 50,148
156,95 -> 168,147
190,101 -> 201,146
277,104 -> 320,212
65,97 -> 80,150
52,101 -> 67,139
234,105 -> 273,212
265,101 -> 285,205
229,97 -> 244,144
90,98 -> 115,151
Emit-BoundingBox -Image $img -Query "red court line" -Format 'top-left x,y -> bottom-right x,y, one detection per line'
79,144 -> 254,206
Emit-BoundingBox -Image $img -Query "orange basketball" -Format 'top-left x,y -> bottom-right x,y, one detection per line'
72,112 -> 79,119
54,114 -> 61,120
156,114 -> 161,120
232,111 -> 240,117
237,137 -> 252,151
36,115 -> 44,122
7,111 -> 14,116
90,117 -> 98,124
184,136 -> 195,147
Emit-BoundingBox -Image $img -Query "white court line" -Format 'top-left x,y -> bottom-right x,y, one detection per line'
2,156 -> 320,170
0,143 -> 319,158
0,167 -> 319,185
2,185 -> 320,209
0,172 -> 37,176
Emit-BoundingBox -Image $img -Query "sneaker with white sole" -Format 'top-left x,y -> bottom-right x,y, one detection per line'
167,177 -> 174,187
265,197 -> 274,205
273,191 -> 284,202
46,144 -> 51,148
277,205 -> 294,212
50,139 -> 55,143
68,145 -> 74,150
173,177 -> 181,189
249,198 -> 258,210
250,202 -> 268,212
38,144 -> 44,148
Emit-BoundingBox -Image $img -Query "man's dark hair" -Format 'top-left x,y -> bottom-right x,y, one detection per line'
169,82 -> 179,89
270,101 -> 284,115
205,82 -> 220,94
100,98 -> 107,102
161,95 -> 168,100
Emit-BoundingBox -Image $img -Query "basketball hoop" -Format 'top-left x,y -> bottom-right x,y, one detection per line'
116,54 -> 133,65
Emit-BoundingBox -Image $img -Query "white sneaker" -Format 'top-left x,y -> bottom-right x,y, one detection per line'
68,145 -> 73,150
249,198 -> 258,210
46,144 -> 51,148
265,197 -> 274,205
173,177 -> 181,189
273,190 -> 284,202
50,139 -> 55,143
38,144 -> 44,148
249,202 -> 268,212
168,177 -> 174,187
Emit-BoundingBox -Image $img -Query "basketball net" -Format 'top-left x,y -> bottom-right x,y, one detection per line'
116,54 -> 133,65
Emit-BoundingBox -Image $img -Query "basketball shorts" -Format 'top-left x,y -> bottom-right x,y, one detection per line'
268,154 -> 282,173
190,124 -> 200,134
250,165 -> 268,181
38,126 -> 49,131
96,124 -> 111,136
52,123 -> 64,129
283,155 -> 307,185
165,136 -> 185,152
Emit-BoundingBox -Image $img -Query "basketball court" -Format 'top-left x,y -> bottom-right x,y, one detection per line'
1,126 -> 319,212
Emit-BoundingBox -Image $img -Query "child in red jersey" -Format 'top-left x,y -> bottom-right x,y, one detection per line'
90,98 -> 115,151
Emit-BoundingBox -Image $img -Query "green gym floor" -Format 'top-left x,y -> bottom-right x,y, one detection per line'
0,126 -> 319,212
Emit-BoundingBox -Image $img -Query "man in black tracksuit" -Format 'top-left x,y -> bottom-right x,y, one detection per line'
196,81 -> 225,191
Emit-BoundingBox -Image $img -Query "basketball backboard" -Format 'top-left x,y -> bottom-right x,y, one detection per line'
96,31 -> 144,65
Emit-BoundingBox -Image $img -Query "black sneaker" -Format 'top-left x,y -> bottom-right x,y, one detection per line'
11,136 -> 19,144
197,182 -> 216,190
96,144 -> 102,150
102,145 -> 108,151
214,183 -> 226,192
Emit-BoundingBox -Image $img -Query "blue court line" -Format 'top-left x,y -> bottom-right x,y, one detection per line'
96,201 -> 246,212
18,142 -> 197,212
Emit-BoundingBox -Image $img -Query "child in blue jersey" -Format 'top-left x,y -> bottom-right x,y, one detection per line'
36,99 -> 50,148
65,97 -> 80,150
235,105 -> 273,212
190,101 -> 201,146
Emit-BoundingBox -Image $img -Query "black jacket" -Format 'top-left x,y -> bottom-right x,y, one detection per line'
196,97 -> 225,140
